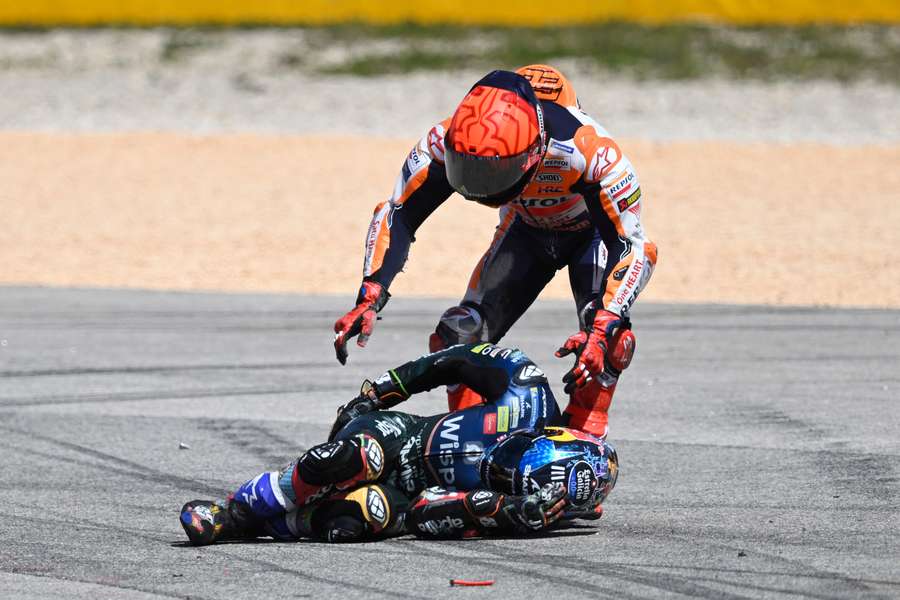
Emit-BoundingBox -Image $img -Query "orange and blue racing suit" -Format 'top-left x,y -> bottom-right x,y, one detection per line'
359,65 -> 658,438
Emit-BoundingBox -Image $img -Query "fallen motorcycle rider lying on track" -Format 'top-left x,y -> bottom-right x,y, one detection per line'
180,342 -> 618,544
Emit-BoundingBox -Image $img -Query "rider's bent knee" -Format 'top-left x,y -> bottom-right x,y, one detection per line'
297,434 -> 384,485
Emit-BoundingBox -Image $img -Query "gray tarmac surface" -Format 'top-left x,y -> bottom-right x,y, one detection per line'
0,286 -> 898,599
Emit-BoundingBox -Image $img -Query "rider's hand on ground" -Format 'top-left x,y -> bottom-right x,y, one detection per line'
507,482 -> 569,532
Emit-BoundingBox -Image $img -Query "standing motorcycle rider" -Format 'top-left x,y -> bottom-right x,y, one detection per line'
180,343 -> 618,544
334,65 -> 658,439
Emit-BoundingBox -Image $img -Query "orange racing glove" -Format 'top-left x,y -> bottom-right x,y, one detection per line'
555,309 -> 627,395
333,281 -> 390,365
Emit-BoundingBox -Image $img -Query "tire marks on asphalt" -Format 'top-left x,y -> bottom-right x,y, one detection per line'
2,505 -> 429,600
0,384 -> 328,409
0,361 -> 333,379
0,425 -> 229,497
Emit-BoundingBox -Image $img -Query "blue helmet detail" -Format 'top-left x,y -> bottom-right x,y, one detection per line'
481,427 -> 618,508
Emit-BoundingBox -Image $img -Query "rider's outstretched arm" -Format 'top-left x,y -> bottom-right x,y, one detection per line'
554,134 -> 659,393
407,484 -> 568,539
334,122 -> 454,364
329,344 -> 531,439
363,121 -> 455,290
373,343 -> 528,407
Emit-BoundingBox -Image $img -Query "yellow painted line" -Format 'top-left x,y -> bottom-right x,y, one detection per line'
1,0 -> 899,26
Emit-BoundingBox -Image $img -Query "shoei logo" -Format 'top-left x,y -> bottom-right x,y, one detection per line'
536,173 -> 563,183
365,487 -> 389,526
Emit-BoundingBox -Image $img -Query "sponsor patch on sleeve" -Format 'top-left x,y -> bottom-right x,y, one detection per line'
483,412 -> 497,435
616,187 -> 642,212
497,406 -> 509,433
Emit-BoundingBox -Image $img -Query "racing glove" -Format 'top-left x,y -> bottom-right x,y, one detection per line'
328,370 -> 411,440
503,483 -> 569,533
328,380 -> 381,441
333,281 -> 390,365
556,308 -> 627,395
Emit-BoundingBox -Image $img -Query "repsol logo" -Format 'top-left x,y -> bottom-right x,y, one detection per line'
543,158 -> 569,169
609,172 -> 635,195
437,414 -> 463,485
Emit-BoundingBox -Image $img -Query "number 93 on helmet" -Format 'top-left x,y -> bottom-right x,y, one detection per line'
480,427 -> 618,511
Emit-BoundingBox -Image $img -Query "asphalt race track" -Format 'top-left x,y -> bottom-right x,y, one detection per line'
1,286 -> 898,599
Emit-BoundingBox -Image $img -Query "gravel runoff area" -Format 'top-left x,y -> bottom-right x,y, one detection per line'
3,133 -> 899,307
0,286 -> 898,599
1,29 -> 900,143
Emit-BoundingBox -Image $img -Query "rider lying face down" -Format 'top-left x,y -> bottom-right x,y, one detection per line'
180,343 -> 618,545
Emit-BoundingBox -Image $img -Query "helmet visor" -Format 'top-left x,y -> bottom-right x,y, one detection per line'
445,140 -> 541,201
481,433 -> 533,495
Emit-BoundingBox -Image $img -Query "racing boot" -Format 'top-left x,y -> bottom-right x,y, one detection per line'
563,378 -> 614,439
179,497 -> 260,546
447,384 -> 484,411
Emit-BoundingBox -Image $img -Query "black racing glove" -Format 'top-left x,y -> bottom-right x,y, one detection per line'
503,482 -> 569,533
328,380 -> 381,441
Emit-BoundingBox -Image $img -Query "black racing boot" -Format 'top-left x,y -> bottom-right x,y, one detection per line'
179,497 -> 260,546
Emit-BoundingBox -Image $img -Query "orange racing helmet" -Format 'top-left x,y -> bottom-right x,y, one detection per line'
444,70 -> 547,206
515,64 -> 579,107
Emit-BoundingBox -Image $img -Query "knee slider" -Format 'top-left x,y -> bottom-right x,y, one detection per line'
297,434 -> 383,486
314,484 -> 399,541
429,304 -> 486,352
